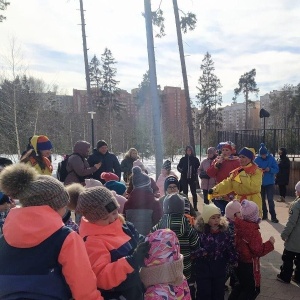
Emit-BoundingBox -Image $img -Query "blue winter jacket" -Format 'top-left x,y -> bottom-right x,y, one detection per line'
254,154 -> 279,186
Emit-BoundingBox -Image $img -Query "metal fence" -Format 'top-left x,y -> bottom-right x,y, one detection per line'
215,128 -> 300,157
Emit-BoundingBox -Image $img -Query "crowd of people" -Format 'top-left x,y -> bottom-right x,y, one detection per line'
0,135 -> 299,300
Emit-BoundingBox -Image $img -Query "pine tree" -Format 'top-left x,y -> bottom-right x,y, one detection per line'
196,52 -> 222,133
0,0 -> 9,22
99,48 -> 123,149
233,69 -> 259,129
89,55 -> 102,106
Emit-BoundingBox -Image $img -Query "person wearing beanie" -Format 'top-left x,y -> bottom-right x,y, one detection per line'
193,202 -> 238,300
277,181 -> 300,284
229,199 -> 275,300
120,148 -> 139,182
206,142 -> 240,214
152,194 -> 200,299
0,164 -> 102,300
275,147 -> 291,202
126,162 -> 160,197
64,140 -> 101,186
65,184 -> 149,300
177,146 -> 200,211
20,135 -> 54,175
156,160 -> 177,197
105,180 -> 127,213
198,147 -> 217,205
124,166 -> 162,235
254,143 -> 279,222
140,229 -> 191,300
158,175 -> 197,222
209,146 -> 263,215
101,172 -> 119,182
87,139 -> 121,184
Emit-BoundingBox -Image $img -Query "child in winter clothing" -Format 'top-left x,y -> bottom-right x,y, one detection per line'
158,175 -> 197,222
229,200 -> 275,300
140,229 -> 191,300
124,166 -> 162,236
66,183 -> 150,300
152,194 -> 200,299
0,163 -> 102,300
224,200 -> 242,288
277,181 -> 300,284
105,180 -> 127,214
127,160 -> 160,197
156,160 -> 177,197
193,202 -> 238,300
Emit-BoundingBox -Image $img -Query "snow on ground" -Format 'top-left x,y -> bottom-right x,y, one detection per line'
0,154 -> 183,180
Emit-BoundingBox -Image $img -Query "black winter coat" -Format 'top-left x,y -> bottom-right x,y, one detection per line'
87,149 -> 121,183
177,154 -> 200,181
275,152 -> 290,186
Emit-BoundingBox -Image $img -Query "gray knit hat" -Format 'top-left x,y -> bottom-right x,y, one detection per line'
132,166 -> 151,189
0,163 -> 69,211
76,186 -> 119,222
163,194 -> 185,214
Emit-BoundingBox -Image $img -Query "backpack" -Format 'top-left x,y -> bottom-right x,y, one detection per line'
57,153 -> 85,182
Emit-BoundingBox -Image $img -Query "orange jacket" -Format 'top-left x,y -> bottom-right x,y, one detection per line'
79,217 -> 136,290
3,206 -> 102,300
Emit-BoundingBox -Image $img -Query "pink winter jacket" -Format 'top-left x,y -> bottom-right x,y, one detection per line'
198,158 -> 216,190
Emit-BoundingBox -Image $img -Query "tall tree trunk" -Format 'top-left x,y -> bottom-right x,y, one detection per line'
245,90 -> 248,129
172,0 -> 195,150
144,0 -> 163,179
79,0 -> 94,147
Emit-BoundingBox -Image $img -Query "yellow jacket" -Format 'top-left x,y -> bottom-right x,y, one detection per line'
26,158 -> 53,176
211,163 -> 263,213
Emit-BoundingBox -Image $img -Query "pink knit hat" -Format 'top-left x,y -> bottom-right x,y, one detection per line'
240,199 -> 261,223
225,200 -> 241,220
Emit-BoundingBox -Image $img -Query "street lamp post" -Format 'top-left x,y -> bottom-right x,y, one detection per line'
259,108 -> 270,144
88,111 -> 96,148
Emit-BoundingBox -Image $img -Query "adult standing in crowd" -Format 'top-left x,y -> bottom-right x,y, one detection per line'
177,146 -> 200,211
87,140 -> 121,184
206,142 -> 240,214
120,148 -> 139,183
254,143 -> 279,223
209,147 -> 263,214
20,135 -> 53,175
275,147 -> 291,202
198,147 -> 217,204
64,140 -> 101,186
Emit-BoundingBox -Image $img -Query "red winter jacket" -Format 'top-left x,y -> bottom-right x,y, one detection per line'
235,218 -> 274,263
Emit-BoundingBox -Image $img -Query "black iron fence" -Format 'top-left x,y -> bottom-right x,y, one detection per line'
216,128 -> 300,156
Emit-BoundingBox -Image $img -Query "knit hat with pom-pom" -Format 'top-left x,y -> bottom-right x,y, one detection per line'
240,199 -> 261,223
259,143 -> 268,155
162,160 -> 171,171
132,166 -> 151,189
0,163 -> 69,211
66,185 -> 119,222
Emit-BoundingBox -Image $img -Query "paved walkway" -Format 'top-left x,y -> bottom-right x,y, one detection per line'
194,194 -> 300,300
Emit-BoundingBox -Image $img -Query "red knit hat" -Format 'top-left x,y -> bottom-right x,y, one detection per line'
222,143 -> 233,152
100,172 -> 119,182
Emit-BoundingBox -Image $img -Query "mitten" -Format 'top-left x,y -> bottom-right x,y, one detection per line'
126,241 -> 150,269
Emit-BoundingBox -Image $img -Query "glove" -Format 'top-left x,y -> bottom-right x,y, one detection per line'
126,241 -> 150,269
208,189 -> 214,195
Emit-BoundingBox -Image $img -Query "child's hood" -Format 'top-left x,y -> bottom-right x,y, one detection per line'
3,206 -> 65,248
194,215 -> 229,233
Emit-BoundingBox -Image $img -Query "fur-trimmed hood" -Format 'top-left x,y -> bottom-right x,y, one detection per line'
194,215 -> 229,233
